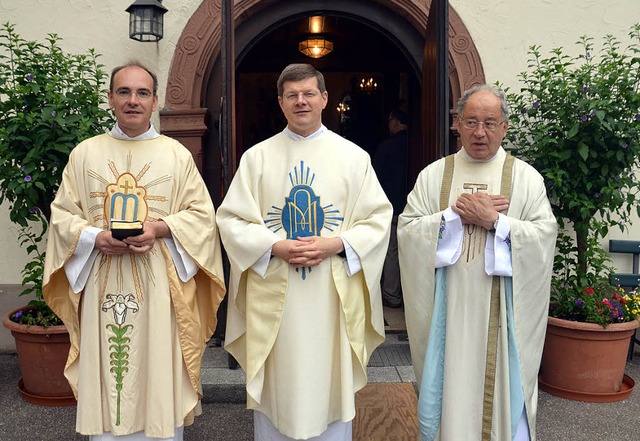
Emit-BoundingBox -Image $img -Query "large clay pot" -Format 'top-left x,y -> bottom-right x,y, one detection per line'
539,316 -> 639,402
2,306 -> 76,406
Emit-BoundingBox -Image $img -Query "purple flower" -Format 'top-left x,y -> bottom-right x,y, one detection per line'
24,175 -> 32,183
50,110 -> 56,116
13,310 -> 23,320
26,74 -> 34,82
581,115 -> 588,122
520,108 -> 528,115
575,298 -> 585,308
635,114 -> 640,122
582,86 -> 589,93
590,109 -> 596,117
29,207 -> 39,214
504,236 -> 512,253
586,51 -> 591,58
532,101 -> 540,109
623,143 -> 628,150
20,165 -> 26,172
595,192 -> 601,198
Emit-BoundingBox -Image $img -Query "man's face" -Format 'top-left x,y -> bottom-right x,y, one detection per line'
458,90 -> 508,161
388,114 -> 400,135
108,66 -> 158,138
278,76 -> 328,137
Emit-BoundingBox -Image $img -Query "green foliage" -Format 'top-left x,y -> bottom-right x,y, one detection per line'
12,214 -> 62,326
506,24 -> 640,325
107,323 -> 133,426
0,22 -> 114,326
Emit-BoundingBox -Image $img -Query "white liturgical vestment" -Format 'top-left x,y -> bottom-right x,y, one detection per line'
399,147 -> 557,441
43,129 -> 226,439
217,128 -> 392,440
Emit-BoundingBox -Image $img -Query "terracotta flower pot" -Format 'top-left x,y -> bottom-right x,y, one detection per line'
2,306 -> 76,406
539,316 -> 639,402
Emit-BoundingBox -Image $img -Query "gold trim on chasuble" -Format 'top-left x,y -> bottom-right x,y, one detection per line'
88,151 -> 171,425
264,160 -> 344,280
440,153 -> 515,441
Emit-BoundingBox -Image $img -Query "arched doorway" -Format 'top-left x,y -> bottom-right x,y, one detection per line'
161,0 -> 485,206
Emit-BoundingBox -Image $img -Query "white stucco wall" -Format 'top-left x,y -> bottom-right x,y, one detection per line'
448,0 -> 640,272
0,0 -> 202,283
1,0 -> 639,283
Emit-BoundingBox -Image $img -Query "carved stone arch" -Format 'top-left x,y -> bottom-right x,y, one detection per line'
160,0 -> 485,168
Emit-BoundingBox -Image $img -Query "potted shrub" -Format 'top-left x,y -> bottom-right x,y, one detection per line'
0,22 -> 113,405
506,23 -> 640,402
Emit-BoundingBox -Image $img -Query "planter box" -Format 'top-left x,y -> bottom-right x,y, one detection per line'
539,316 -> 639,402
2,306 -> 76,406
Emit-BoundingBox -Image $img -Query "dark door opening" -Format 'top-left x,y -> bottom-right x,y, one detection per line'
234,15 -> 417,163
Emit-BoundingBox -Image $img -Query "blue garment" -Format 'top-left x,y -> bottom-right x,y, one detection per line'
417,268 -> 447,441
417,272 -> 525,440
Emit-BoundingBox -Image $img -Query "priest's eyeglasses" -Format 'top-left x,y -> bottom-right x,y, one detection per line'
283,90 -> 320,102
114,88 -> 153,100
460,118 -> 504,132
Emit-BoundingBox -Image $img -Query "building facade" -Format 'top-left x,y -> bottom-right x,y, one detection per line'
1,0 -> 639,283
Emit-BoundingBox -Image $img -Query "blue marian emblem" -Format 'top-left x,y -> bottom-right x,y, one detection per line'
265,161 -> 344,280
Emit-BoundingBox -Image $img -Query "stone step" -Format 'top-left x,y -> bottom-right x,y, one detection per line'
201,334 -> 415,404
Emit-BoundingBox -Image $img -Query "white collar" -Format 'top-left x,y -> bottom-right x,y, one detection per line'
283,124 -> 327,141
109,123 -> 160,140
460,146 -> 505,163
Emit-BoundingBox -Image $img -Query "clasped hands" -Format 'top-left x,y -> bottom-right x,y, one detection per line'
451,192 -> 509,230
272,236 -> 344,267
95,220 -> 169,256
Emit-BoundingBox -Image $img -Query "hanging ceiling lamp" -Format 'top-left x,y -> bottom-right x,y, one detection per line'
299,16 -> 333,59
126,0 -> 168,42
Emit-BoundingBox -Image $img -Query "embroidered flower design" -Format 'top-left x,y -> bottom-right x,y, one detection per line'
438,216 -> 446,240
504,234 -> 512,253
102,293 -> 139,325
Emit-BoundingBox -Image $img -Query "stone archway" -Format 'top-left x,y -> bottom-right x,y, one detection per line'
160,0 -> 485,170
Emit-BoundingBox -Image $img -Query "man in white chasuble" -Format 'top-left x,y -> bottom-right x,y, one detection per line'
398,85 -> 557,441
43,62 -> 226,440
216,63 -> 392,440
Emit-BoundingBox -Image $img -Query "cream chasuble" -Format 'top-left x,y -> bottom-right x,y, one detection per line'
217,130 -> 392,439
398,148 -> 556,441
43,134 -> 226,438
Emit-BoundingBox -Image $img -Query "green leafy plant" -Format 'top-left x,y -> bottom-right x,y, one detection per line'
0,22 -> 114,325
506,24 -> 640,326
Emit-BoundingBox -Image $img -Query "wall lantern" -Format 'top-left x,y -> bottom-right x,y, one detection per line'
299,16 -> 333,59
126,0 -> 168,42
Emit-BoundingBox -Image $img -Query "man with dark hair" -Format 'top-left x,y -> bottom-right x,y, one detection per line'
217,63 -> 392,440
43,61 -> 226,440
373,108 -> 409,308
398,84 -> 556,441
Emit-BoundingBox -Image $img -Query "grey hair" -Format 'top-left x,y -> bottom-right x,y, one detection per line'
457,84 -> 509,120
